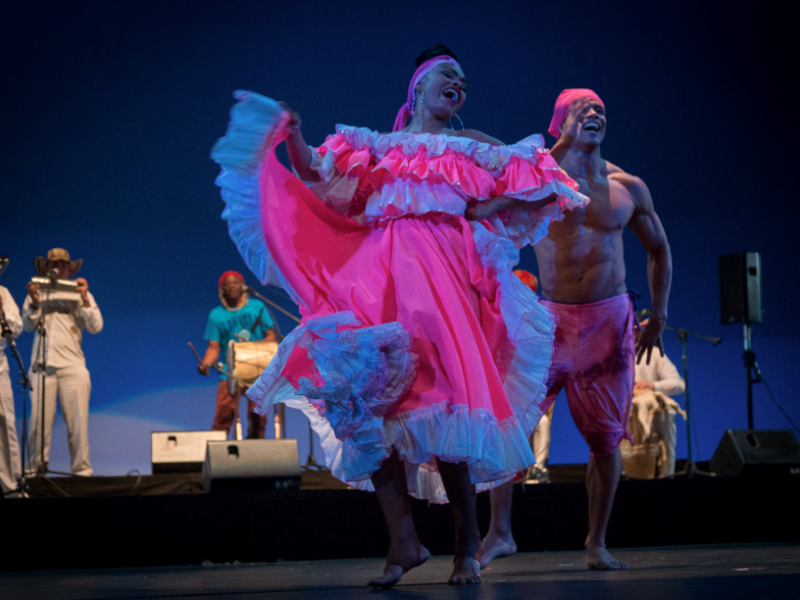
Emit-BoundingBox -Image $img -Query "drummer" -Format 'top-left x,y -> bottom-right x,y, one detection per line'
632,318 -> 686,476
198,271 -> 276,439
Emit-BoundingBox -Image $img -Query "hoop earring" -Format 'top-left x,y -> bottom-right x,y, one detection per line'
412,90 -> 424,116
452,113 -> 465,130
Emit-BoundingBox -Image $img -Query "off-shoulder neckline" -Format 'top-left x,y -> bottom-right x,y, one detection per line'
330,125 -> 544,156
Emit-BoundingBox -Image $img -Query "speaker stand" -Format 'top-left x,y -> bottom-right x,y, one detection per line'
740,324 -> 800,436
743,323 -> 759,430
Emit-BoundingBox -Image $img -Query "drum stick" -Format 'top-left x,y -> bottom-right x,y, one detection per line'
189,341 -> 229,375
188,342 -> 203,364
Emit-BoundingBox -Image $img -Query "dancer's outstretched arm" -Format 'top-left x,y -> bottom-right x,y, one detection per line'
279,102 -> 320,182
466,193 -> 558,221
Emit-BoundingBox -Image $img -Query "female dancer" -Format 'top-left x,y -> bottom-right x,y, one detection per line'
211,44 -> 587,586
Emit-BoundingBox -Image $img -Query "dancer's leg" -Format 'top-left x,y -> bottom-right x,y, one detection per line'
211,381 -> 234,436
480,480 -> 516,568
367,451 -> 430,588
0,371 -> 21,493
246,399 -> 267,439
58,365 -> 92,476
533,403 -> 554,466
436,459 -> 481,584
585,447 -> 627,570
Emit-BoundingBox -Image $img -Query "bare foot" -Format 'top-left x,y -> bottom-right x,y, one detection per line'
367,544 -> 431,589
586,546 -> 627,570
449,556 -> 481,584
479,530 -> 517,568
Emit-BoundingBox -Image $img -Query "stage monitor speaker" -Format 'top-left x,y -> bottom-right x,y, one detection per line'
719,252 -> 763,325
202,439 -> 302,493
709,429 -> 800,477
151,430 -> 227,474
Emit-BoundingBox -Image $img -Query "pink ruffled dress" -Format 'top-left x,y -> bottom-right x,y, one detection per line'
212,91 -> 588,503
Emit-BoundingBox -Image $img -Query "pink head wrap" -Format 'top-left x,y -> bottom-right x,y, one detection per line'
392,55 -> 462,132
548,88 -> 605,139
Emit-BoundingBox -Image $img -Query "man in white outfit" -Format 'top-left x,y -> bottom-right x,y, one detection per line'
0,284 -> 24,494
630,318 -> 685,476
23,248 -> 103,476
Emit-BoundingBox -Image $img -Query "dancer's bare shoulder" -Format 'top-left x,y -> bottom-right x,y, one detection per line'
454,129 -> 505,145
609,170 -> 653,214
604,160 -> 626,175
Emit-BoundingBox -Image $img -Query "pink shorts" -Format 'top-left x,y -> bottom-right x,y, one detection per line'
541,293 -> 636,457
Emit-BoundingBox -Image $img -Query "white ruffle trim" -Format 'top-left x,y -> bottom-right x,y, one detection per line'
366,180 -> 468,221
211,90 -> 304,306
470,221 -> 555,435
307,147 -> 473,225
488,181 -> 589,247
306,126 -> 588,234
249,369 -> 538,504
325,125 -> 549,175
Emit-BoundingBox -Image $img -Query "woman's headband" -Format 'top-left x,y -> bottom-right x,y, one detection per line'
392,56 -> 462,132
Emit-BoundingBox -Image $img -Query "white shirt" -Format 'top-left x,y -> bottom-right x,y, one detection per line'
634,351 -> 685,397
0,286 -> 24,373
22,289 -> 103,369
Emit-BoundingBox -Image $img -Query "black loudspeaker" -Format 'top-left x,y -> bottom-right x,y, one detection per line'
709,430 -> 800,476
151,430 -> 228,474
202,439 -> 302,492
719,252 -> 763,324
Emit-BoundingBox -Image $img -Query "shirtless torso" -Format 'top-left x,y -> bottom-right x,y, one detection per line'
536,159 -> 643,304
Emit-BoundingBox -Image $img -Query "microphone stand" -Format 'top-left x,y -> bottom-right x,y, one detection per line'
30,279 -> 72,478
0,309 -> 33,497
664,324 -> 721,478
187,342 -> 243,440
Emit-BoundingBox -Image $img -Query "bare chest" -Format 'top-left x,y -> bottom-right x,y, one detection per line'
550,175 -> 635,237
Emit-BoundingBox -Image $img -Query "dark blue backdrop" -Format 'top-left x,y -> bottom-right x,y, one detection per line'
1,0 -> 796,474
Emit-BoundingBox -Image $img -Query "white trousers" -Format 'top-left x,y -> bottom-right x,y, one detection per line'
27,364 -> 92,476
653,408 -> 678,478
0,363 -> 22,493
531,404 -> 554,466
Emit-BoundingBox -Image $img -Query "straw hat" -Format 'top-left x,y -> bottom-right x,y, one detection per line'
34,248 -> 83,278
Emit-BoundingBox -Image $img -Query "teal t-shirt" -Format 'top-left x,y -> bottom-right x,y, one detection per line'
203,298 -> 274,380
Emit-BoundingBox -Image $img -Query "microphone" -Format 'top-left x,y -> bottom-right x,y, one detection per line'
243,285 -> 253,293
636,308 -> 651,319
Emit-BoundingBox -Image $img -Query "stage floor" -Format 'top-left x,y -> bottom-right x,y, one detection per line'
3,543 -> 798,600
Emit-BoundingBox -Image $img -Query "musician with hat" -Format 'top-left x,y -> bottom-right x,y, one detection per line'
22,248 -> 103,476
198,270 -> 276,439
0,279 -> 24,494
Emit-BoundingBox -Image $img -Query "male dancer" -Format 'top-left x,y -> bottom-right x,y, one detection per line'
482,89 -> 672,570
